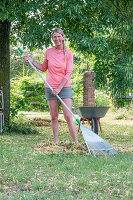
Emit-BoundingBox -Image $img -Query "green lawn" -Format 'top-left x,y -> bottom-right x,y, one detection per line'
0,111 -> 132,200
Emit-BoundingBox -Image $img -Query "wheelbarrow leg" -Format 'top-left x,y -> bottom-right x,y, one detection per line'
78,117 -> 102,135
97,117 -> 102,132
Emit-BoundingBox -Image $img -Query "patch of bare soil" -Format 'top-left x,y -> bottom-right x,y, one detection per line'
0,178 -> 31,196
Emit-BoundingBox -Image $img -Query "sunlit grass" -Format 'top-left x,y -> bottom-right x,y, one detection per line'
0,111 -> 132,199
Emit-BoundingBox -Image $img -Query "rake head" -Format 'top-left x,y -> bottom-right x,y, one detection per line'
80,124 -> 118,156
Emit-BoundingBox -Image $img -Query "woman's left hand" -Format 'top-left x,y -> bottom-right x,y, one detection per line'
52,88 -> 61,96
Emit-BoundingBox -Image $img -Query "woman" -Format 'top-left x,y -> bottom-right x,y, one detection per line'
24,28 -> 78,143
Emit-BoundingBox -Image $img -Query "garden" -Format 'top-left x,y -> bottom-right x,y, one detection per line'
0,46 -> 132,199
0,1 -> 133,199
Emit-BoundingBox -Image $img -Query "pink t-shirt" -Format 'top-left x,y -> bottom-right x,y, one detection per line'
42,46 -> 73,88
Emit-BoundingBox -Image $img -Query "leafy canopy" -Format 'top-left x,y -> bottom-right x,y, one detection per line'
0,0 -> 133,99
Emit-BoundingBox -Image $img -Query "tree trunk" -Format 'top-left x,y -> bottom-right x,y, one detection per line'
0,20 -> 11,126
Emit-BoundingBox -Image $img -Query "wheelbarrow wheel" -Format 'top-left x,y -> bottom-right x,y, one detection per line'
91,118 -> 98,134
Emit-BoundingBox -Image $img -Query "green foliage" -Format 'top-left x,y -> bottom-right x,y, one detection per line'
10,78 -> 25,117
3,114 -> 38,135
10,46 -> 46,79
95,90 -> 111,106
10,76 -> 49,116
113,97 -> 133,108
108,65 -> 133,99
10,74 -> 112,113
113,105 -> 133,120
1,0 -> 132,107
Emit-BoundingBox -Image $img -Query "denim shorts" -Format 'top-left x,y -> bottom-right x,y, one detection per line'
45,86 -> 73,100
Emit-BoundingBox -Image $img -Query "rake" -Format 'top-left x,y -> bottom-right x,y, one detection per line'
18,47 -> 118,156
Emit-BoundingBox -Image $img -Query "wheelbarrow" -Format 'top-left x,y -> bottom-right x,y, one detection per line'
76,106 -> 110,134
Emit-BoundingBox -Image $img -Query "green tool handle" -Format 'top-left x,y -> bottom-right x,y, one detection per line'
18,47 -> 81,125
18,47 -> 24,55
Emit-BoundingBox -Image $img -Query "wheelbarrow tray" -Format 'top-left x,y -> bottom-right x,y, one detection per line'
76,106 -> 110,118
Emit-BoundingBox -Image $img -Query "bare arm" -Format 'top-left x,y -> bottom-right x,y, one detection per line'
24,56 -> 43,71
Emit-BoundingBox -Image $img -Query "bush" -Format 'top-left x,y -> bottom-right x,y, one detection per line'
113,103 -> 133,120
10,76 -> 49,116
113,97 -> 133,108
3,114 -> 38,135
95,90 -> 111,106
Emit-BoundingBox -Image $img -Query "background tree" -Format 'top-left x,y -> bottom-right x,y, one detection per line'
0,0 -> 132,125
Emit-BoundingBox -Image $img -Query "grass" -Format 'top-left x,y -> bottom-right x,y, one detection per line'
0,110 -> 132,200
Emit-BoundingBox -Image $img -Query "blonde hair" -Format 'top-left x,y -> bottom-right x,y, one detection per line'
52,28 -> 66,60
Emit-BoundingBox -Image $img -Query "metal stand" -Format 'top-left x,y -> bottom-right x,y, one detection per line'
0,87 -> 4,133
0,113 -> 4,133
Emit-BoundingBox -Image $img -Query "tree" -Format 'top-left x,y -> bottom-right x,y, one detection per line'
0,20 -> 10,125
0,0 -> 51,125
0,0 -> 132,125
0,0 -> 26,125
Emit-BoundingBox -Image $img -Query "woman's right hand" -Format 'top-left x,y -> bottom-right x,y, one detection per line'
24,55 -> 33,63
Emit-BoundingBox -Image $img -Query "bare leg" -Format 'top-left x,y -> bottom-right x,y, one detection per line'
61,98 -> 78,143
48,100 -> 59,143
